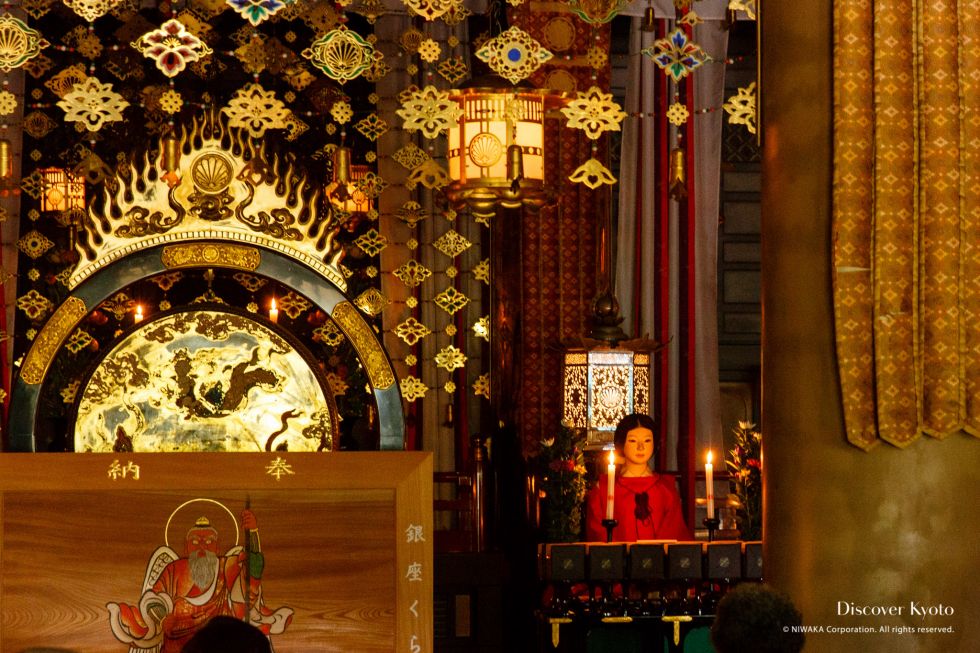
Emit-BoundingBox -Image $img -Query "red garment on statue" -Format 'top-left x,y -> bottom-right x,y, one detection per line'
585,474 -> 692,542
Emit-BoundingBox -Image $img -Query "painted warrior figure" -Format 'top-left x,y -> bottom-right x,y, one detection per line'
108,510 -> 292,652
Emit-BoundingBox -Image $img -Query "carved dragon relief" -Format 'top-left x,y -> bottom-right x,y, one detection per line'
70,109 -> 346,291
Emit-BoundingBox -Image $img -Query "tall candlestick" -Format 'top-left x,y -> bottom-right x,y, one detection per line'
605,449 -> 616,520
705,450 -> 715,520
269,297 -> 279,324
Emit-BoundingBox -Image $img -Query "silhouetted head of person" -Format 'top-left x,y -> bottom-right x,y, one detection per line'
181,616 -> 271,653
711,583 -> 805,653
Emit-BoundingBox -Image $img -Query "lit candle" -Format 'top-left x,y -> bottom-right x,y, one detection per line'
269,297 -> 279,323
605,449 -> 616,521
705,450 -> 715,520
134,304 -> 143,323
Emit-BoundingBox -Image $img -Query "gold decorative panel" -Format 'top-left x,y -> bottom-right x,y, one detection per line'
162,243 -> 260,270
331,301 -> 394,390
21,296 -> 88,385
74,309 -> 337,452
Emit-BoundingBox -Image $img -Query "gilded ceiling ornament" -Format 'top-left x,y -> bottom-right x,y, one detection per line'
132,19 -> 213,78
566,0 -> 630,24
302,26 -> 377,83
66,328 -> 93,354
314,320 -> 344,347
394,316 -> 431,346
355,228 -> 388,257
351,0 -> 387,24
433,229 -> 471,258
23,0 -> 55,19
642,28 -> 709,82
667,102 -> 690,126
723,82 -> 757,134
435,344 -> 467,371
159,89 -> 183,113
587,46 -> 608,70
444,323 -> 457,336
57,76 -> 129,132
278,290 -> 311,319
728,0 -> 756,20
283,112 -> 309,141
330,100 -> 353,124
17,289 -> 54,321
17,230 -> 54,259
476,26 -> 552,85
402,0 -> 454,21
152,271 -> 183,291
65,25 -> 102,60
472,315 -> 490,341
395,200 -> 428,227
354,287 -> 389,317
400,376 -> 428,402
354,113 -> 388,141
393,260 -> 432,288
473,373 -> 490,399
441,0 -> 470,26
406,159 -> 449,190
232,272 -> 266,292
226,0 -> 291,26
393,144 -> 430,171
396,85 -> 462,139
569,157 -> 617,189
474,258 -> 490,284
437,56 -> 468,84
678,11 -> 703,26
221,82 -> 290,138
561,86 -> 627,140
22,53 -> 53,78
20,170 -> 45,199
362,56 -> 390,83
444,380 -> 457,394
354,171 -> 387,200
325,372 -> 348,397
434,286 -> 470,315
23,111 -> 58,139
418,38 -> 441,63
61,380 -> 80,404
234,34 -> 268,74
399,28 -> 424,53
405,354 -> 417,366
0,90 -> 16,115
0,15 -> 49,72
45,64 -> 87,97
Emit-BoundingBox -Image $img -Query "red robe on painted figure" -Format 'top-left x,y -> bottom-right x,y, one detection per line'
585,474 -> 693,542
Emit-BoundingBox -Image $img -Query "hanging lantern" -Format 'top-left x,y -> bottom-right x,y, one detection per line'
39,167 -> 85,212
325,145 -> 373,215
446,77 -> 566,218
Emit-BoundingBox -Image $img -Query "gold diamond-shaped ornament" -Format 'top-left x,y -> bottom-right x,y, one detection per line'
475,26 -> 553,85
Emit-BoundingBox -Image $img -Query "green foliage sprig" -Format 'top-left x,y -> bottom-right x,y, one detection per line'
535,423 -> 588,543
726,421 -> 762,540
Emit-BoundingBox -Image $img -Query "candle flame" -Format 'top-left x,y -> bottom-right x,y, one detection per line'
607,449 -> 615,466
270,297 -> 277,311
706,450 -> 713,464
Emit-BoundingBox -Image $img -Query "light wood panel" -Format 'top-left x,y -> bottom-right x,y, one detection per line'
0,452 -> 432,653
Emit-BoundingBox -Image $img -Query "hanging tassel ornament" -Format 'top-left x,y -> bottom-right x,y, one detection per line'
641,6 -> 657,32
161,132 -> 181,187
668,147 -> 687,200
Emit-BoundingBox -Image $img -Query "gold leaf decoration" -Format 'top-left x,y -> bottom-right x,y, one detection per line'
354,113 -> 389,141
728,0 -> 756,20
57,77 -> 129,131
302,26 -> 377,84
396,85 -> 462,139
17,230 -> 54,259
434,286 -> 470,315
17,289 -> 54,321
473,373 -> 490,399
433,229 -> 472,258
61,380 -> 80,404
403,0 -> 455,21
66,328 -> 93,353
437,56 -> 468,84
475,26 -> 552,85
221,82 -> 290,138
393,260 -> 432,288
393,144 -> 430,170
434,344 -> 467,371
354,228 -> 388,257
63,0 -> 123,22
45,64 -> 87,98
101,292 -> 135,321
561,86 -> 627,140
314,320 -> 344,347
473,258 -> 490,284
330,100 -> 353,124
0,15 -> 49,72
418,38 -> 441,62
666,102 -> 690,126
394,316 -> 432,346
325,371 -> 348,396
395,200 -> 428,228
354,287 -> 389,317
132,18 -> 213,78
569,157 -> 617,189
406,159 -> 450,190
723,82 -> 757,135
400,375 -> 428,402
278,290 -> 311,319
472,315 -> 490,342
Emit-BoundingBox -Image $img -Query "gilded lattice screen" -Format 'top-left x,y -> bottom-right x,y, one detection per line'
833,0 -> 980,449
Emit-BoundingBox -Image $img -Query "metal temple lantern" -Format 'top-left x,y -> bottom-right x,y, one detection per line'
39,167 -> 85,213
446,79 -> 565,218
562,346 -> 651,448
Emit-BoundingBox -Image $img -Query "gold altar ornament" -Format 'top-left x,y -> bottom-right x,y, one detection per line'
669,147 -> 687,200
472,315 -> 490,342
434,286 -> 470,315
330,100 -> 353,124
331,301 -> 395,389
728,0 -> 756,20
473,373 -> 490,399
132,19 -> 213,78
400,376 -> 428,402
354,228 -> 388,257
221,83 -> 290,138
393,144 -> 429,171
418,38 -> 441,62
21,296 -> 87,385
354,113 -> 389,141
17,288 -> 54,320
568,158 -> 616,189
437,56 -> 468,84
406,159 -> 450,190
396,85 -> 463,139
402,0 -> 455,21
475,27 -> 553,85
17,229 -> 54,259
394,316 -> 432,346
395,200 -> 429,228
435,344 -> 467,371
473,259 -> 490,284
666,102 -> 690,126
57,77 -> 129,131
432,229 -> 472,258
566,0 -> 630,24
393,260 -> 433,289
354,287 -> 389,317
678,11 -> 703,26
0,15 -> 49,72
63,0 -> 123,22
723,82 -> 757,134
561,86 -> 627,140
302,26 -> 378,84
447,81 -> 566,216
0,90 -> 17,115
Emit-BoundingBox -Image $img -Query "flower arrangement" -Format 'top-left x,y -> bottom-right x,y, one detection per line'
726,421 -> 762,540
535,423 -> 588,542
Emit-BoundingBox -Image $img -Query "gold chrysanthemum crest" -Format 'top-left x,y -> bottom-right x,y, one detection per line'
475,26 -> 552,85
221,83 -> 290,138
569,157 -> 616,189
0,15 -> 49,72
302,26 -> 378,84
723,82 -> 756,134
396,85 -> 462,139
57,77 -> 129,132
561,86 -> 626,140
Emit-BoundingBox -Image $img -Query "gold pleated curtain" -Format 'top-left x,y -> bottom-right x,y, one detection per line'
833,0 -> 980,449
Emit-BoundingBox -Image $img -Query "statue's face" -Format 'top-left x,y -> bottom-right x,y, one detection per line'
186,527 -> 219,557
622,426 -> 654,466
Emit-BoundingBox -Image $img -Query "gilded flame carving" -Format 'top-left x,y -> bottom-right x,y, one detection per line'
330,301 -> 395,390
70,110 -> 345,291
22,296 -> 87,385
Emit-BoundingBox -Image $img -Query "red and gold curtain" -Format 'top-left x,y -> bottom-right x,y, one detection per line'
833,0 -> 980,449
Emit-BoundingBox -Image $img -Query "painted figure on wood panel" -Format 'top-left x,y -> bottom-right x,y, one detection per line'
107,501 -> 292,652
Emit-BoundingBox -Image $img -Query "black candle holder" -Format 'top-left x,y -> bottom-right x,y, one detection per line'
601,518 -> 618,543
703,517 -> 720,542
